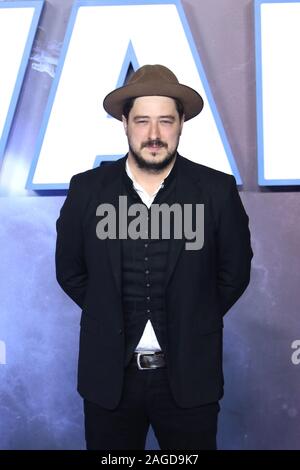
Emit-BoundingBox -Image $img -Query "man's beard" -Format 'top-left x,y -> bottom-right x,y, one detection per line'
128,138 -> 178,173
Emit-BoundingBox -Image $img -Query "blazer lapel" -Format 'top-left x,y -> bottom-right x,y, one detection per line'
95,160 -> 124,296
164,157 -> 203,289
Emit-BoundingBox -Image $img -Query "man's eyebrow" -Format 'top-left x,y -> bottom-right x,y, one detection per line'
133,115 -> 176,121
159,115 -> 176,120
133,115 -> 150,121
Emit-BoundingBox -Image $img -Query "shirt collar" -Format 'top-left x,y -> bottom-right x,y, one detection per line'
125,155 -> 177,197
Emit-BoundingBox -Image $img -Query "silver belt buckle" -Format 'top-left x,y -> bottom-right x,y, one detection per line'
136,352 -> 157,370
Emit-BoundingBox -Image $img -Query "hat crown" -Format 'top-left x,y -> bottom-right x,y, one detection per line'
128,64 -> 179,85
103,63 -> 203,121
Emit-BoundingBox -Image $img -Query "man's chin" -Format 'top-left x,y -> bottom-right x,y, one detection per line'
129,145 -> 177,171
142,147 -> 165,157
143,152 -> 166,161
141,154 -> 169,167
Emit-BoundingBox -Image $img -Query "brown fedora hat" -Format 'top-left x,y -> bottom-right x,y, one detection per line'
103,64 -> 204,121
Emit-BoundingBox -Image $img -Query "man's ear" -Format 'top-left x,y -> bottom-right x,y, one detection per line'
122,115 -> 128,135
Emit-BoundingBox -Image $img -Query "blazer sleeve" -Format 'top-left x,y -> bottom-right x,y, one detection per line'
55,174 -> 88,309
216,175 -> 253,316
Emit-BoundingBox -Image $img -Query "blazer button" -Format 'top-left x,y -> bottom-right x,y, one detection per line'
118,329 -> 123,335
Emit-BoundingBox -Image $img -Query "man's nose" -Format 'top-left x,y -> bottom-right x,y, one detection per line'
148,121 -> 160,140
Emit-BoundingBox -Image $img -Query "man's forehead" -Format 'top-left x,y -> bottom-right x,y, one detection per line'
128,97 -> 180,120
131,96 -> 177,111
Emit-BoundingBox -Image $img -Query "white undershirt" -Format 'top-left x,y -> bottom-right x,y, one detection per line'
125,158 -> 170,352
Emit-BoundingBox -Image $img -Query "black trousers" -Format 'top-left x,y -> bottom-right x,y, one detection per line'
84,366 -> 220,450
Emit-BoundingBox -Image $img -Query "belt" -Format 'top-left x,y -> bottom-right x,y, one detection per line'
130,352 -> 166,370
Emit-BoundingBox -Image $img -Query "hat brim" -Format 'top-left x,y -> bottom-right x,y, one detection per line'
103,82 -> 204,121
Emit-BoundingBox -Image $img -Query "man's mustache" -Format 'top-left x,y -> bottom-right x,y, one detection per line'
141,139 -> 168,149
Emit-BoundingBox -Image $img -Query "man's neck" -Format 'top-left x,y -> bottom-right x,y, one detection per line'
127,154 -> 176,196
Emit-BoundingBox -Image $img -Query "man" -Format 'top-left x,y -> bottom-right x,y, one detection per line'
55,64 -> 253,450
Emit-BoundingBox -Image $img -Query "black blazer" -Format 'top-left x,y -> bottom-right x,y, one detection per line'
55,155 -> 253,409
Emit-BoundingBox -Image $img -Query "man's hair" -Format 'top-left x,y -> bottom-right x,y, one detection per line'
122,97 -> 185,121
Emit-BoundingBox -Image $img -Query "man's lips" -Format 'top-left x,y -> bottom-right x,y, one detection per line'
147,144 -> 162,149
142,143 -> 167,151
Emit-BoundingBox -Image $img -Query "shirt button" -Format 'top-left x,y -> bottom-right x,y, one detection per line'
147,309 -> 151,313
145,269 -> 150,275
144,243 -> 148,248
146,283 -> 150,288
146,296 -> 150,301
144,257 -> 148,261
